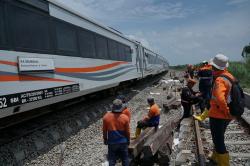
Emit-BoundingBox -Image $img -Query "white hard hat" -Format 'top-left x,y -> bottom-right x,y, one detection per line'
210,54 -> 229,70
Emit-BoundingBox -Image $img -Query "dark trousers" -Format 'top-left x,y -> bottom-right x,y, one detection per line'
181,102 -> 192,121
209,117 -> 231,154
108,143 -> 129,166
199,85 -> 212,112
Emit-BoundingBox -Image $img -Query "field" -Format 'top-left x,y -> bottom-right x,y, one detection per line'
228,57 -> 250,90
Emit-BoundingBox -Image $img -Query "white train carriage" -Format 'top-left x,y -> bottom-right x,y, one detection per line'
0,0 -> 169,118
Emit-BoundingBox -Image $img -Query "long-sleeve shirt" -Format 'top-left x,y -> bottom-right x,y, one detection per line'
181,86 -> 200,104
103,112 -> 130,144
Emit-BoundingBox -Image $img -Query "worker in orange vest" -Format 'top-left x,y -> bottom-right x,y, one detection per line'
117,95 -> 131,122
103,99 -> 130,166
207,54 -> 234,166
134,97 -> 160,138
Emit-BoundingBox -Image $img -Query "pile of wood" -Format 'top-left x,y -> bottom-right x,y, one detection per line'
129,115 -> 181,165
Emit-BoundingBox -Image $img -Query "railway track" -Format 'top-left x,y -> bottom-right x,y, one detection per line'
0,73 -> 172,165
193,92 -> 250,166
170,91 -> 250,165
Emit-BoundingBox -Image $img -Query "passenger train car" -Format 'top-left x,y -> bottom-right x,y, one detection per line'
0,0 -> 169,118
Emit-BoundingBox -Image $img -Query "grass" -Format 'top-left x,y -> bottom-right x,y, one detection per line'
170,58 -> 250,89
228,57 -> 250,89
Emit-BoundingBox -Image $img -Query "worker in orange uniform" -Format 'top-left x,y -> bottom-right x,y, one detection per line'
103,99 -> 130,166
117,95 -> 131,121
207,54 -> 234,166
134,97 -> 160,138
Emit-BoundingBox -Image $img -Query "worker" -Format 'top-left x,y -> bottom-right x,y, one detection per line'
117,95 -> 131,121
196,61 -> 213,113
103,99 -> 130,166
187,64 -> 194,79
207,54 -> 234,166
134,97 -> 160,139
180,79 -> 202,122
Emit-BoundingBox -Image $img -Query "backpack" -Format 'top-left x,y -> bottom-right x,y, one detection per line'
219,75 -> 245,117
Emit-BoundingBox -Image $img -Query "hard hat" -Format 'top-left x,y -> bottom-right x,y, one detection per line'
112,99 -> 125,113
147,97 -> 154,104
117,95 -> 126,103
202,61 -> 208,64
210,54 -> 229,70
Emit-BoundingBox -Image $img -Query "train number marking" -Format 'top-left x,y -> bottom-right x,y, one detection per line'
0,97 -> 7,108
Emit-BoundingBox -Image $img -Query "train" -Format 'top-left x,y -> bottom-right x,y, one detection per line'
0,0 -> 169,119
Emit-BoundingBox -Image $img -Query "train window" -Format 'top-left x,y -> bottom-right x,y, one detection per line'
108,39 -> 118,60
78,30 -> 96,58
125,46 -> 132,62
96,35 -> 109,59
9,3 -> 51,52
55,20 -> 78,55
0,2 -> 6,46
118,44 -> 125,61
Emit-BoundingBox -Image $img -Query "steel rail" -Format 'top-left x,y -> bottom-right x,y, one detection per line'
192,106 -> 206,166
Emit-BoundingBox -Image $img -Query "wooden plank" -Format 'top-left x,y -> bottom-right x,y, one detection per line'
204,130 -> 245,134
207,140 -> 250,145
143,116 -> 181,157
163,97 -> 181,111
129,127 -> 156,158
230,153 -> 250,158
143,122 -> 173,157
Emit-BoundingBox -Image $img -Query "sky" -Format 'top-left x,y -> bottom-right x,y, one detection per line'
56,0 -> 250,65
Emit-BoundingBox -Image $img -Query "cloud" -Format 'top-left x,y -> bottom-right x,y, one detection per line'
126,34 -> 151,49
227,0 -> 249,5
144,10 -> 250,65
55,0 -> 250,65
57,0 -> 193,22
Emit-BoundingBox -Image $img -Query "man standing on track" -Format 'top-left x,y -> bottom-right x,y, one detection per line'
103,99 -> 130,166
208,54 -> 234,166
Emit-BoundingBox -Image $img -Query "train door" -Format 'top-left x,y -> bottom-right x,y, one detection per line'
136,44 -> 144,78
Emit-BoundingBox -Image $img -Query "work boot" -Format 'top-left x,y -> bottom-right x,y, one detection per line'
208,151 -> 218,164
193,109 -> 209,121
131,127 -> 141,139
216,153 -> 230,166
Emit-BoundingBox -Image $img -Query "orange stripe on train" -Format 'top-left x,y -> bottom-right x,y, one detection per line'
0,60 -> 18,66
55,61 -> 128,73
0,75 -> 72,82
0,60 -> 128,73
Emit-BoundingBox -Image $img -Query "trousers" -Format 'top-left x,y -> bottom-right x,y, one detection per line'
199,85 -> 212,111
108,143 -> 129,166
181,102 -> 192,121
209,117 -> 231,154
